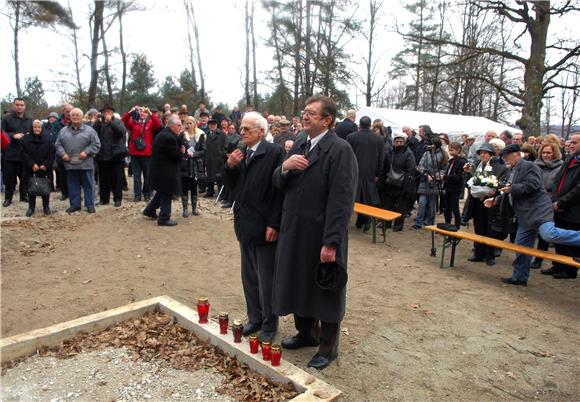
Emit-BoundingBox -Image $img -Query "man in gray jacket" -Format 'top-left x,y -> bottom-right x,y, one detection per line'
484,144 -> 580,285
55,108 -> 101,214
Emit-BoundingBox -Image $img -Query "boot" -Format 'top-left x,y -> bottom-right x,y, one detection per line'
26,197 -> 35,217
191,195 -> 200,216
182,195 -> 190,218
42,197 -> 51,216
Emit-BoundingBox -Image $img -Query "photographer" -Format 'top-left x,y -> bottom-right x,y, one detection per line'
94,104 -> 127,207
122,105 -> 162,202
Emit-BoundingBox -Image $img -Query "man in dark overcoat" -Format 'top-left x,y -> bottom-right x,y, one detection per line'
272,95 -> 358,370
143,116 -> 182,226
204,119 -> 226,197
484,144 -> 580,285
346,115 -> 384,231
334,109 -> 358,140
223,112 -> 285,343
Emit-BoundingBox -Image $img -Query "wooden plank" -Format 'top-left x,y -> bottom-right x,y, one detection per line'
425,226 -> 580,268
354,202 -> 401,221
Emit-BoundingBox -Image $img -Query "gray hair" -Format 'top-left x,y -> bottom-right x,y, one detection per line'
32,119 -> 43,127
167,115 -> 182,127
243,111 -> 268,133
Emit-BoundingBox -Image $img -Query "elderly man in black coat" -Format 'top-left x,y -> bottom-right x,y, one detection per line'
143,116 -> 182,226
223,111 -> 285,343
272,96 -> 358,370
334,109 -> 358,140
347,115 -> 384,231
93,104 -> 127,207
484,144 -> 580,285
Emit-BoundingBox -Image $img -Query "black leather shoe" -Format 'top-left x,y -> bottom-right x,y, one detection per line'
143,210 -> 157,219
485,258 -> 496,266
191,210 -> 200,216
468,256 -> 484,262
258,329 -> 277,343
133,195 -> 142,202
203,192 -> 214,198
221,202 -> 233,209
242,322 -> 261,337
114,201 -> 122,207
66,207 -> 81,214
86,206 -> 96,214
2,199 -> 12,207
540,267 -> 558,275
501,277 -> 527,286
97,200 -> 109,206
281,335 -> 319,350
307,353 -> 337,370
43,207 -> 51,216
553,272 -> 577,279
158,220 -> 178,226
25,208 -> 34,217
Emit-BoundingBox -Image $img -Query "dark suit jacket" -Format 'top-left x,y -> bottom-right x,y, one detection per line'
335,118 -> 358,140
346,128 -> 384,205
444,156 -> 467,194
272,131 -> 358,323
149,128 -> 181,195
223,140 -> 285,245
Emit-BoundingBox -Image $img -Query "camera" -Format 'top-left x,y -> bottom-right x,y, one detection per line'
130,109 -> 140,121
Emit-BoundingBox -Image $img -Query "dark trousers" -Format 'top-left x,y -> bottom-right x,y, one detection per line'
294,314 -> 340,358
181,176 -> 198,198
24,170 -> 49,210
443,191 -> 461,228
205,175 -> 223,196
143,191 -> 172,223
4,160 -> 26,200
553,218 -> 580,276
57,161 -> 68,197
240,242 -> 278,331
471,197 -> 499,260
130,155 -> 151,197
382,188 -> 408,230
98,161 -> 124,203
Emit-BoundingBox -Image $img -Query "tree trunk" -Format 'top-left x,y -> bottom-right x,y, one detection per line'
251,0 -> 259,109
323,1 -> 335,96
117,1 -> 127,112
365,0 -> 376,106
87,0 -> 104,109
304,0 -> 312,98
69,4 -> 84,107
13,1 -> 22,97
100,20 -> 113,105
184,0 -> 198,96
292,0 -> 303,116
414,1 -> 425,111
244,0 -> 251,107
269,2 -> 286,113
190,5 -> 205,103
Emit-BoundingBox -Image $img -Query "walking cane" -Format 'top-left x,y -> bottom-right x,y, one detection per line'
215,185 -> 224,204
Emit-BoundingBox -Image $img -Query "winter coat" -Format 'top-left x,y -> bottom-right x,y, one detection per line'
552,154 -> 580,224
122,112 -> 162,156
346,128 -> 384,205
223,140 -> 285,245
149,127 -> 181,195
55,123 -> 101,170
179,134 -> 205,179
535,158 -> 563,193
417,149 -> 448,195
205,129 -> 227,181
1,112 -> 32,161
379,145 -> 416,193
334,118 -> 358,140
273,130 -> 296,147
225,133 -> 241,153
20,131 -> 54,171
508,158 -> 554,230
272,131 -> 358,323
93,118 -> 127,161
444,156 -> 468,194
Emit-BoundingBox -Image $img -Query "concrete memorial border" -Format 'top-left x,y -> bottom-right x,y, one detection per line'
0,295 -> 341,401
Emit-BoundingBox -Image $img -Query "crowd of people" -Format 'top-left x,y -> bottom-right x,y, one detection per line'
2,95 -> 579,369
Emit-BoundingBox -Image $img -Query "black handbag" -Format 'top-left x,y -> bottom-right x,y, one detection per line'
133,137 -> 146,151
386,167 -> 405,188
27,176 -> 51,196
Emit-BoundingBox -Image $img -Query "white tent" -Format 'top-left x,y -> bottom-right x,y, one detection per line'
355,107 -> 521,140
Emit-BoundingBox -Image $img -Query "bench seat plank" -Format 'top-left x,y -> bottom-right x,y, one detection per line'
354,203 -> 401,221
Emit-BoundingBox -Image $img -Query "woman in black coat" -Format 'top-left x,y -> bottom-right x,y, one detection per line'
379,133 -> 416,231
20,120 -> 54,216
179,130 -> 204,217
442,142 -> 467,228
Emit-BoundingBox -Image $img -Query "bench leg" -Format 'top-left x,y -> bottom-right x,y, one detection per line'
440,236 -> 447,269
450,239 -> 457,267
371,218 -> 377,243
382,221 -> 387,243
430,232 -> 437,257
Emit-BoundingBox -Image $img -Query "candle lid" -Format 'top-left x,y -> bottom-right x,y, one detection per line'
261,341 -> 271,347
197,297 -> 209,304
249,334 -> 257,340
219,312 -> 228,318
233,319 -> 242,326
271,344 -> 281,351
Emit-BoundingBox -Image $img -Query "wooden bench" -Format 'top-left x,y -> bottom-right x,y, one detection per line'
353,203 -> 402,243
425,225 -> 580,269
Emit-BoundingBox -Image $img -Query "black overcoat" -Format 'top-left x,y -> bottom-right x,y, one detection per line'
272,131 -> 358,323
20,132 -> 54,170
223,140 -> 285,245
149,127 -> 181,195
346,128 -> 384,205
334,118 -> 358,140
205,129 -> 227,181
93,118 -> 127,161
2,112 -> 32,161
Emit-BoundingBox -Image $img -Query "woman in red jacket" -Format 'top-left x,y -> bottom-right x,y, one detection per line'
122,106 -> 161,202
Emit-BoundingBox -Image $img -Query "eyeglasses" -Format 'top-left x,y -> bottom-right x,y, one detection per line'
240,125 -> 260,131
301,109 -> 320,117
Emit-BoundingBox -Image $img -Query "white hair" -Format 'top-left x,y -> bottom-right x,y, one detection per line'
243,111 -> 268,133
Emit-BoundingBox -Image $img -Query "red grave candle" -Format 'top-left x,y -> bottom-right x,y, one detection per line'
249,334 -> 259,354
218,312 -> 229,334
196,297 -> 209,324
232,320 -> 243,343
271,344 -> 281,366
261,341 -> 272,361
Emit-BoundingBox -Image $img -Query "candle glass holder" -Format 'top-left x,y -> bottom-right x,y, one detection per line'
271,344 -> 281,366
232,320 -> 243,343
218,312 -> 229,334
196,297 -> 210,324
261,341 -> 271,361
249,335 -> 259,354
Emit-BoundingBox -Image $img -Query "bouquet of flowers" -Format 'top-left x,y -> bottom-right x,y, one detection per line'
467,166 -> 499,199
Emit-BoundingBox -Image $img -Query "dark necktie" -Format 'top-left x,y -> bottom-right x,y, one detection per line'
246,148 -> 253,166
305,139 -> 312,156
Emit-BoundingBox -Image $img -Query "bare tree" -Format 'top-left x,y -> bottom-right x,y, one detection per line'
250,0 -> 259,109
87,0 -> 104,108
244,0 -> 251,106
183,0 -> 198,99
362,0 -> 388,106
117,1 -> 142,112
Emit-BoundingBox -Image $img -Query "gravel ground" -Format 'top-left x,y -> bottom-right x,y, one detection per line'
1,347 -> 233,402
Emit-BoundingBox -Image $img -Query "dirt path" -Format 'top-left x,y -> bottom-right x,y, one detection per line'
2,191 -> 579,401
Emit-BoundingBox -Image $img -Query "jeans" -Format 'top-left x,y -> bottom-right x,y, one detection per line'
67,169 -> 95,209
512,222 -> 580,282
130,155 -> 151,197
415,193 -> 436,227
